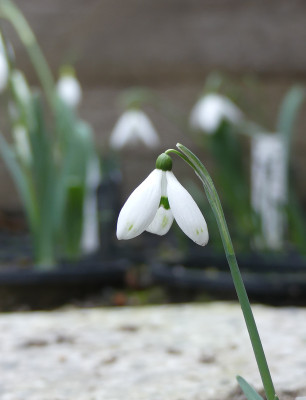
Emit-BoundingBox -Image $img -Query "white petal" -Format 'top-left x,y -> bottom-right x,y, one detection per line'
116,169 -> 162,240
146,206 -> 174,235
13,125 -> 32,164
10,70 -> 31,105
109,112 -> 136,149
166,171 -> 209,246
134,111 -> 160,148
56,75 -> 82,108
0,53 -> 9,92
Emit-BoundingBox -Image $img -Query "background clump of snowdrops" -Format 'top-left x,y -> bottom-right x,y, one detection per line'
0,0 -> 306,269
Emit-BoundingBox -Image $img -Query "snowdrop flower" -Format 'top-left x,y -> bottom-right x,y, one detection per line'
117,153 -> 208,245
13,125 -> 32,165
110,109 -> 160,150
10,70 -> 31,106
56,66 -> 82,108
190,93 -> 243,134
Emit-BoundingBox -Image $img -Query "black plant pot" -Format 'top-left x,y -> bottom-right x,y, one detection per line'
0,255 -> 131,311
150,248 -> 306,305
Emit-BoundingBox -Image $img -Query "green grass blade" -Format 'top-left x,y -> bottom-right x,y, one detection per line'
237,376 -> 264,400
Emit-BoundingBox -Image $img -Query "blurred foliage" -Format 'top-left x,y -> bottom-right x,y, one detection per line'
0,0 -> 100,269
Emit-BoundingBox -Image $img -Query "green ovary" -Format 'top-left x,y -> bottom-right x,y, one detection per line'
159,196 -> 170,210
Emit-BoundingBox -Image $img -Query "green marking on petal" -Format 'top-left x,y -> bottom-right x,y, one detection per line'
201,228 -> 203,233
159,196 -> 170,210
196,229 -> 199,235
128,224 -> 133,231
161,215 -> 168,228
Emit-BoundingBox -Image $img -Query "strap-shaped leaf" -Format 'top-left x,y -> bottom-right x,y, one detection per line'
277,86 -> 305,167
237,376 -> 264,400
60,179 -> 85,259
0,131 -> 38,231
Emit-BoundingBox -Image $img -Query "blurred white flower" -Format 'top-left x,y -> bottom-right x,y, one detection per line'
13,125 -> 32,165
190,93 -> 243,134
251,133 -> 287,250
10,70 -> 31,105
9,71 -> 32,125
0,52 -> 9,93
110,109 -> 160,150
56,71 -> 82,108
117,154 -> 208,246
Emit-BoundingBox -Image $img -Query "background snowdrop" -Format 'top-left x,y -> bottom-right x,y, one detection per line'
12,124 -> 32,165
190,93 -> 243,134
56,66 -> 82,108
10,69 -> 31,105
110,109 -> 160,150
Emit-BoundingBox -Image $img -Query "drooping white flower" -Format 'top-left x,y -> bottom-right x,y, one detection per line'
56,67 -> 82,108
0,51 -> 9,93
13,125 -> 32,165
110,109 -> 160,150
10,70 -> 31,106
117,153 -> 208,246
190,93 -> 243,134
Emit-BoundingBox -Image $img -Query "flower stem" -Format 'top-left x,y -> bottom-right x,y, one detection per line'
168,143 -> 278,400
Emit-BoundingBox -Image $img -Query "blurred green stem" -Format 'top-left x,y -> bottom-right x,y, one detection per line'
166,143 -> 278,400
0,0 -> 55,108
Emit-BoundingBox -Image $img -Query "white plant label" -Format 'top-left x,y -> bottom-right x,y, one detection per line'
251,134 -> 287,250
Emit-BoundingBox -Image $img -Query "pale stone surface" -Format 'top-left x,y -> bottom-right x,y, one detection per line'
0,303 -> 305,399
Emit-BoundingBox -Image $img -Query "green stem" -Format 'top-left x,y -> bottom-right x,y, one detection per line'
0,0 -> 55,109
167,143 -> 278,400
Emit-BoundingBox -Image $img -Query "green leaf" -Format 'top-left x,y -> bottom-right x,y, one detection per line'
28,94 -> 57,266
53,97 -> 96,232
277,86 -> 305,166
237,376 -> 264,400
60,179 -> 85,260
0,0 -> 55,109
0,131 -> 38,232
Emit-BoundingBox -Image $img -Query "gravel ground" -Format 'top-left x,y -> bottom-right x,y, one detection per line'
0,302 -> 305,400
